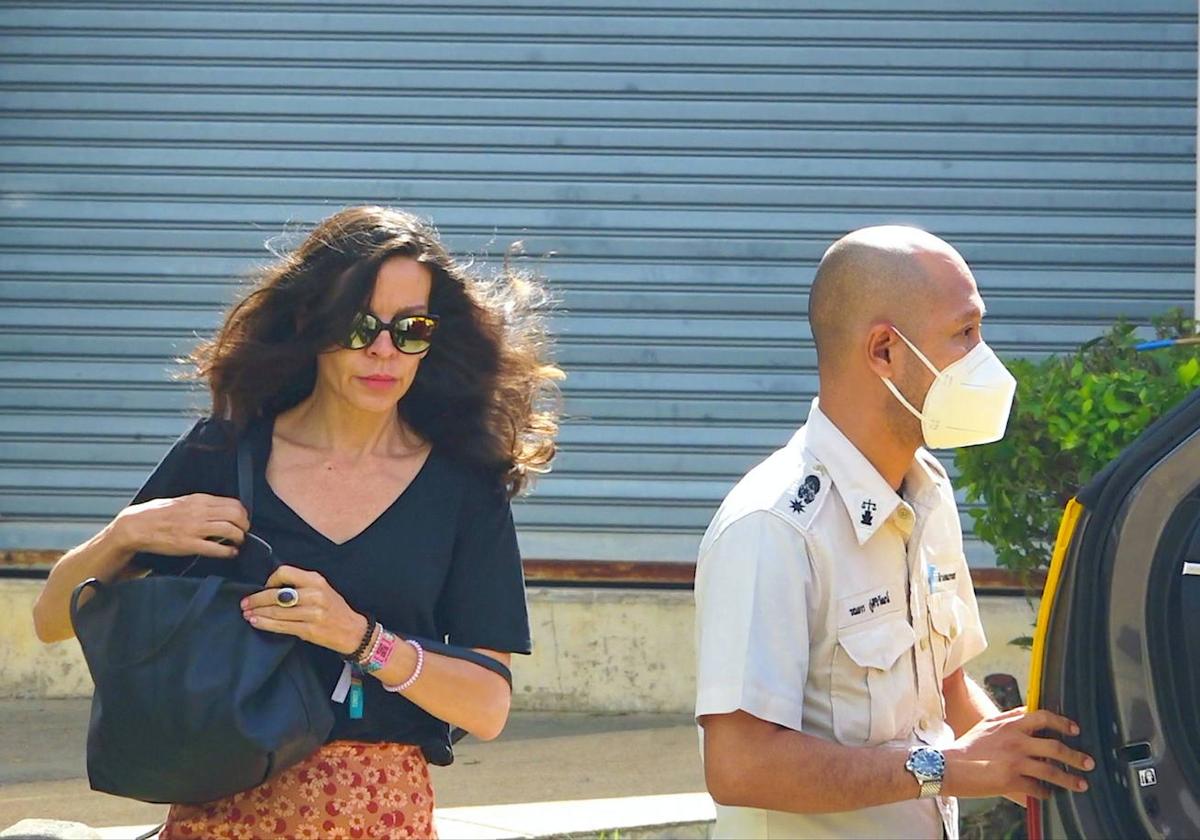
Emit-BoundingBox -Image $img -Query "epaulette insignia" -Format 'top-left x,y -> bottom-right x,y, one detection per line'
790,473 -> 822,514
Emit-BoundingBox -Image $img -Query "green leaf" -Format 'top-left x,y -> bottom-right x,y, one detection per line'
1101,388 -> 1134,415
1178,355 -> 1200,388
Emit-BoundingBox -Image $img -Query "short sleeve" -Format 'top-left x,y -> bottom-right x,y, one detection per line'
694,510 -> 812,732
126,417 -> 236,574
128,418 -> 218,503
436,476 -> 532,654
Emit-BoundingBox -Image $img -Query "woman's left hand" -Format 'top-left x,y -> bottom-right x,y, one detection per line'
241,565 -> 367,656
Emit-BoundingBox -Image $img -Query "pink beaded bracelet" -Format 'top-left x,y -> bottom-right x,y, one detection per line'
382,639 -> 424,693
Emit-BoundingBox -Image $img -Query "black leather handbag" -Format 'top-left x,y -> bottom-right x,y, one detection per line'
69,435 -> 334,804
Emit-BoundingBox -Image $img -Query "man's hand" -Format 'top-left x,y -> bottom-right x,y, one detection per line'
943,707 -> 1094,801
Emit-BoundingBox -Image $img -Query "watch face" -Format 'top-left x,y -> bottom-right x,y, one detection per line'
911,748 -> 945,778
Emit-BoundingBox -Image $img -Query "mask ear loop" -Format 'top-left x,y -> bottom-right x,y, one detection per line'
889,326 -> 942,377
880,326 -> 942,421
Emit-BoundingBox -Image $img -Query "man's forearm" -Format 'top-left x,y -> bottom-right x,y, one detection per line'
944,668 -> 1000,738
703,711 -> 919,814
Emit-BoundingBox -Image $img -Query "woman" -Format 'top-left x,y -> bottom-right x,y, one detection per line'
32,206 -> 563,838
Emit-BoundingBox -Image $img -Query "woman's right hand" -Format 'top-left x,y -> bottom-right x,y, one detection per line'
34,493 -> 249,643
112,493 -> 250,559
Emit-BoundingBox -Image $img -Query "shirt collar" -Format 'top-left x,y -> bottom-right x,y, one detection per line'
788,399 -> 942,545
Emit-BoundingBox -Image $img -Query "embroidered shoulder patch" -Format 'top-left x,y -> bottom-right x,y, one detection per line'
767,453 -> 831,531
773,464 -> 828,530
790,474 -> 821,513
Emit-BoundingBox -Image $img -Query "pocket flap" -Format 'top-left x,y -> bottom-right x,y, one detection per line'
928,591 -> 963,640
838,619 -> 916,671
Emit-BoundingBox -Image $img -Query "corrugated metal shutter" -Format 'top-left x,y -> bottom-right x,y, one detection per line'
1,1 -> 1195,563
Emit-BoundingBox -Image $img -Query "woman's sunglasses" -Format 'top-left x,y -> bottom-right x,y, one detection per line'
341,312 -> 439,354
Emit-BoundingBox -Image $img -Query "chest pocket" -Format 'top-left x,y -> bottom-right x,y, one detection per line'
830,616 -> 917,746
927,589 -> 967,681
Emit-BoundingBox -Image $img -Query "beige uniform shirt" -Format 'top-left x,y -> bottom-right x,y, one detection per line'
695,400 -> 988,839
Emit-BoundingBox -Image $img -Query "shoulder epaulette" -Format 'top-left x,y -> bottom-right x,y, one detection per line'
770,458 -> 831,531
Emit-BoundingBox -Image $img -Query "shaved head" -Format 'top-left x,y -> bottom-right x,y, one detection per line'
809,226 -> 975,371
804,225 -> 990,485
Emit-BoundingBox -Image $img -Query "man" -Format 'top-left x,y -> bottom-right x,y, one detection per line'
694,226 -> 1094,839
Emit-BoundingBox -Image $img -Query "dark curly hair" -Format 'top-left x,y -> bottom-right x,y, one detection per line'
190,206 -> 563,497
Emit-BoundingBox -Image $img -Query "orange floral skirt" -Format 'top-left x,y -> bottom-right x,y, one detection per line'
159,741 -> 437,840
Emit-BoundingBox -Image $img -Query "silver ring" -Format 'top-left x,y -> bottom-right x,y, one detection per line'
275,587 -> 299,608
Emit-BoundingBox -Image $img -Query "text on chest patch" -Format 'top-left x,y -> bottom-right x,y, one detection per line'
847,589 -> 892,619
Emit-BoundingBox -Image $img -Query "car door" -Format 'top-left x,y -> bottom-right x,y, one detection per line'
1026,386 -> 1200,840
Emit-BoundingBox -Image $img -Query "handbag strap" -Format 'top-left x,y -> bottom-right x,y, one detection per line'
405,637 -> 514,747
232,428 -> 282,581
70,577 -> 104,628
135,823 -> 165,840
408,636 -> 514,687
236,430 -> 253,522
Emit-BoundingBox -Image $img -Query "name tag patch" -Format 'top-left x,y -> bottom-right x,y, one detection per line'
839,585 -> 902,627
931,568 -> 958,592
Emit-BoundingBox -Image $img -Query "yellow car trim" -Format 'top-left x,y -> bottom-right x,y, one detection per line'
1026,498 -> 1084,711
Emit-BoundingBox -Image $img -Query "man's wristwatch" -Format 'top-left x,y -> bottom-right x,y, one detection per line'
905,746 -> 945,799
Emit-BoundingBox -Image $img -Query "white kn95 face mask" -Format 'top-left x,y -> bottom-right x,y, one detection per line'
880,326 -> 1017,450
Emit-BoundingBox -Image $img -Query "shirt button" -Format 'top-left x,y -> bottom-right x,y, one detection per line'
919,638 -> 929,651
897,507 -> 913,522
920,718 -> 930,730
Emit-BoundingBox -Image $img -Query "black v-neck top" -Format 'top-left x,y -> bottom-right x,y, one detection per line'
127,416 -> 531,763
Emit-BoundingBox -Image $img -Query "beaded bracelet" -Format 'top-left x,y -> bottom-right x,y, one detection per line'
382,639 -> 424,693
356,623 -> 385,668
344,615 -> 378,664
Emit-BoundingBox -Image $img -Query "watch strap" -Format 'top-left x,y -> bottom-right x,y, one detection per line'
906,746 -> 945,800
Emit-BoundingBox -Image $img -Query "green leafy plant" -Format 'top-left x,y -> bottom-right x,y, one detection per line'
955,309 -> 1199,582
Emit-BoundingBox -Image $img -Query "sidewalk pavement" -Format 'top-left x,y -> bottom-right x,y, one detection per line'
0,699 -> 706,831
